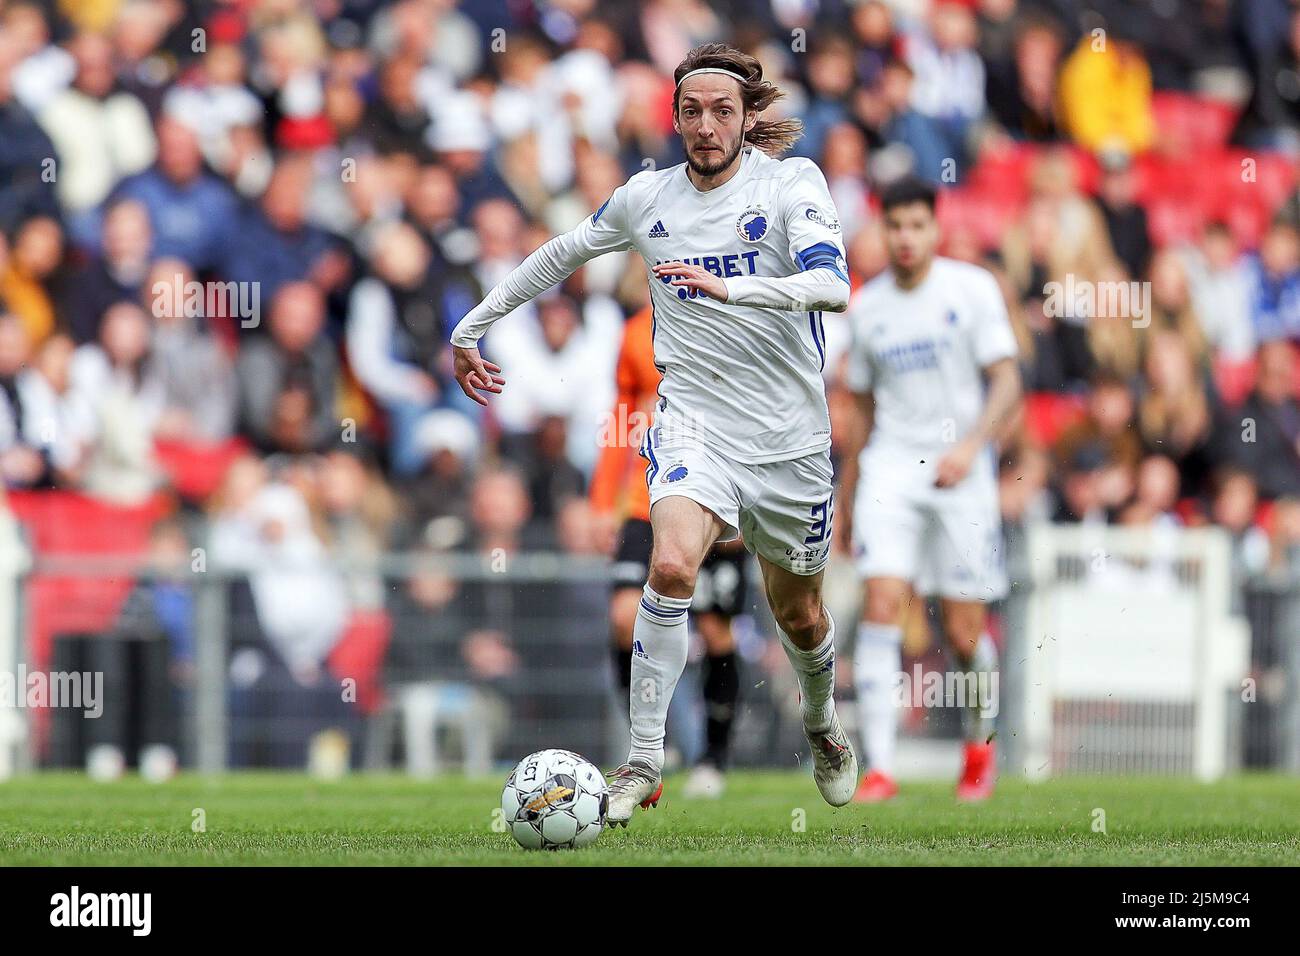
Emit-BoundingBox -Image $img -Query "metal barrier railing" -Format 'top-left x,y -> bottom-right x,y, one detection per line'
1,533 -> 1296,776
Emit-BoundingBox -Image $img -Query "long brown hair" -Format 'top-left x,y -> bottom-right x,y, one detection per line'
672,43 -> 802,157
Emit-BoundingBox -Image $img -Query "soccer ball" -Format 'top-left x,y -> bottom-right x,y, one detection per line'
501,749 -> 608,850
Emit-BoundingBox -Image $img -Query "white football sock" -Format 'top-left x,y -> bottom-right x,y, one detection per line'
854,621 -> 902,776
627,584 -> 691,771
779,609 -> 836,733
957,632 -> 998,744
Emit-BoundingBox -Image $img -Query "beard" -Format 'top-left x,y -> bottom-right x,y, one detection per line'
685,134 -> 745,177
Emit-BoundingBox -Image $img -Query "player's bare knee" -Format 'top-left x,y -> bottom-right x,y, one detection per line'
773,599 -> 824,648
863,597 -> 899,626
864,588 -> 903,626
648,553 -> 699,598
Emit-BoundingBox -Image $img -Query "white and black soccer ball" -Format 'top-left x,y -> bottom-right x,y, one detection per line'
501,749 -> 608,850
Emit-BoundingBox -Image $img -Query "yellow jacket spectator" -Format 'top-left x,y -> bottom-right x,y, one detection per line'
1057,35 -> 1156,154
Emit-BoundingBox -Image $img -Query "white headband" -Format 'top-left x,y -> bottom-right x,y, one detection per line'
675,67 -> 749,88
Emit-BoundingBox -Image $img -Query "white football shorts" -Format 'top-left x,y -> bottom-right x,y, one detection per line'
852,442 -> 1007,601
640,426 -> 835,576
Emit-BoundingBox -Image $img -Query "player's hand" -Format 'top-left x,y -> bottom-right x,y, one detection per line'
934,439 -> 978,488
452,345 -> 505,406
652,261 -> 728,302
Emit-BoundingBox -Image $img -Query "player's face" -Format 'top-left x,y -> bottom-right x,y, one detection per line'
674,78 -> 753,177
883,201 -> 939,275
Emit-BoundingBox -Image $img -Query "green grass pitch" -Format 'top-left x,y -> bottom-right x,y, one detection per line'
0,771 -> 1296,866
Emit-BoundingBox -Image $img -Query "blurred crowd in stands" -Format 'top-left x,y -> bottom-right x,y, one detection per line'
2,0 -> 1300,765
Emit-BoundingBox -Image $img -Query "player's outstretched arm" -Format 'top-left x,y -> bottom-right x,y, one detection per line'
448,232 -> 594,405
450,184 -> 636,404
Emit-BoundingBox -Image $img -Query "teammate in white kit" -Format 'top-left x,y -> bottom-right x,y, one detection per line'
449,43 -> 858,824
838,177 -> 1022,803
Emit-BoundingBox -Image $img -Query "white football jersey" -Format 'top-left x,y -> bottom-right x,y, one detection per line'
845,257 -> 1017,455
564,145 -> 847,464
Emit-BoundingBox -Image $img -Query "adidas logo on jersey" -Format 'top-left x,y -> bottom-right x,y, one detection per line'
648,219 -> 670,238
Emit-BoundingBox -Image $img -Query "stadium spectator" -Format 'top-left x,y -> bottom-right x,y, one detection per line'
1235,7 -> 1300,149
903,0 -> 987,154
113,114 -> 239,271
1247,220 -> 1300,343
1137,330 -> 1217,494
850,0 -> 898,90
821,122 -> 873,239
0,33 -> 59,231
1228,339 -> 1300,500
1055,370 -> 1144,474
1145,249 -> 1208,368
1094,149 -> 1152,281
1181,221 -> 1255,362
1,215 -> 64,345
345,220 -> 480,475
1057,24 -> 1156,154
1207,466 -> 1271,598
216,477 -> 354,769
147,260 -> 238,443
60,198 -> 153,344
871,58 -> 955,184
221,154 -> 351,304
0,314 -> 49,487
1119,453 -> 1182,526
434,89 -> 511,217
99,516 -> 194,769
37,32 -> 156,248
982,9 -> 1064,142
368,53 -> 435,159
0,325 -> 88,488
235,282 -> 339,455
318,448 -> 398,610
395,409 -> 479,549
793,36 -> 856,163
70,300 -> 163,504
2,1 -> 74,116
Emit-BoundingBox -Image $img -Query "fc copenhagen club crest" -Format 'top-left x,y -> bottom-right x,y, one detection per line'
735,207 -> 768,242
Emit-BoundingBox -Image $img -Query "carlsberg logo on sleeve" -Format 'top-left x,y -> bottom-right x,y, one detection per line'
50,887 -> 151,937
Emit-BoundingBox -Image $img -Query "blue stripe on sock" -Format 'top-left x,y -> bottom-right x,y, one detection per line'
640,598 -> 686,621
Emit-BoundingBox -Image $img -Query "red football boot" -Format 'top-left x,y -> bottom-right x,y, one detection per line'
956,741 -> 997,802
853,769 -> 899,803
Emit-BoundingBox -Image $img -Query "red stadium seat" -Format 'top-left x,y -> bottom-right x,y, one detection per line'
1023,391 -> 1088,447
936,187 -> 1020,251
154,437 -> 249,502
6,491 -> 172,672
1146,197 -> 1207,247
1254,498 -> 1276,534
6,491 -> 172,756
327,608 -> 392,715
966,141 -> 1035,207
1151,92 -> 1239,154
1212,354 -> 1258,407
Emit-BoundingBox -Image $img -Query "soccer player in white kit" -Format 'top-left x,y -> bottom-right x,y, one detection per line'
449,43 -> 858,825
838,177 -> 1022,803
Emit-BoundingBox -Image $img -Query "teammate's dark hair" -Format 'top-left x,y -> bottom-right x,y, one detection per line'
673,43 -> 802,156
879,176 -> 938,214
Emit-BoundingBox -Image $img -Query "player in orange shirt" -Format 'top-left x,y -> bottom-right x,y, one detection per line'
590,306 -> 748,797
